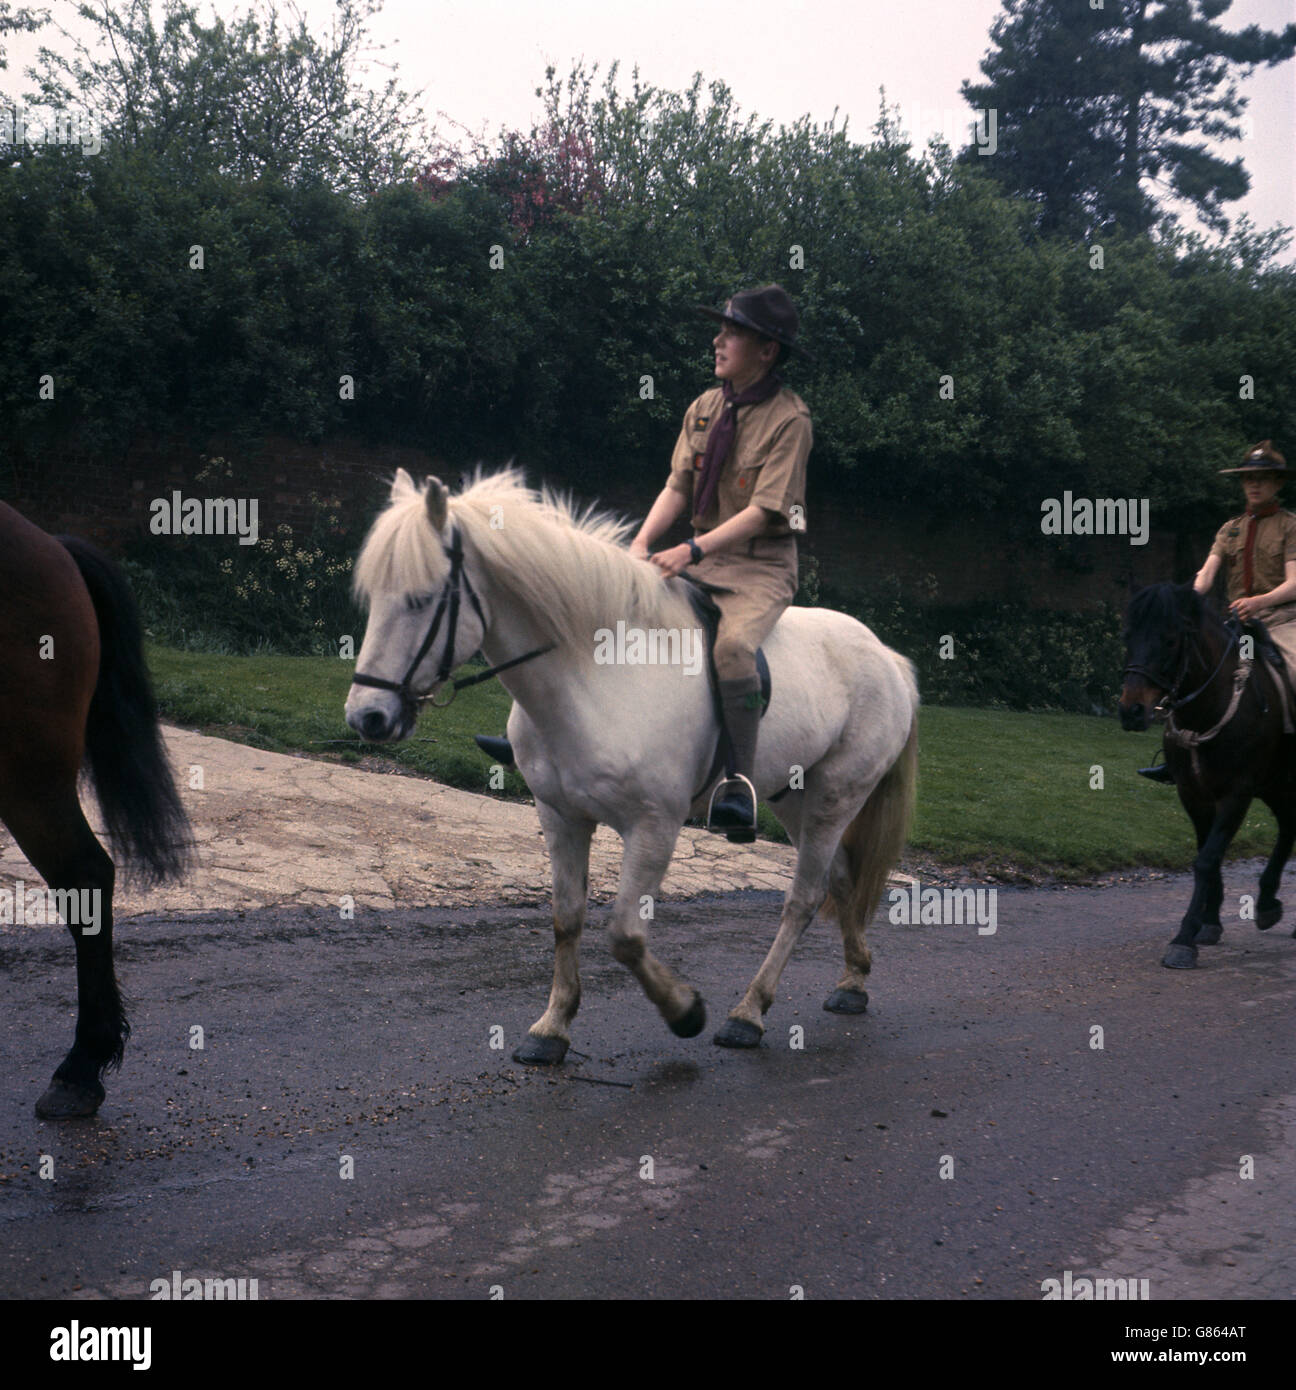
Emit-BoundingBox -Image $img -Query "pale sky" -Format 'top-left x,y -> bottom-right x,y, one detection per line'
6,0 -> 1294,258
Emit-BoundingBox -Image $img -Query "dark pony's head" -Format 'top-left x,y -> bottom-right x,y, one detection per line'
1118,582 -> 1222,730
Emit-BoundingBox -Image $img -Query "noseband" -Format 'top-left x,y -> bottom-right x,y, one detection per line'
352,524 -> 553,721
1124,615 -> 1239,715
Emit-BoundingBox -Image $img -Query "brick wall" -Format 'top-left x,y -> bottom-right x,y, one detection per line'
1,432 -> 440,549
2,431 -> 1196,609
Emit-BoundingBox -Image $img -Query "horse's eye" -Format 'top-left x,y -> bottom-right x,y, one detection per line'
406,592 -> 432,613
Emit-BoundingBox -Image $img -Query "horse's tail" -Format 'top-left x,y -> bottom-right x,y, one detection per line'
826,659 -> 918,934
58,535 -> 193,885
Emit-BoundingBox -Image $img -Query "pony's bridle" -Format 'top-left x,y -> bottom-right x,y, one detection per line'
351,525 -> 554,722
1123,616 -> 1240,716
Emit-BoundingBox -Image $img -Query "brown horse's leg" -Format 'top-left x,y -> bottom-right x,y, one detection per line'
1255,796 -> 1296,931
0,775 -> 121,1118
1164,793 -> 1251,969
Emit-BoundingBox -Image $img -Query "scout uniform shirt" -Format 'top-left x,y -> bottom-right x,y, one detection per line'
1210,508 -> 1296,628
665,384 -> 812,538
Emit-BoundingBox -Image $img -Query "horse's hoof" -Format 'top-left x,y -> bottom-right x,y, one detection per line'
823,987 -> 870,1014
35,1078 -> 104,1119
1161,944 -> 1198,970
668,991 -> 706,1039
1256,901 -> 1282,931
1193,922 -> 1222,946
511,1033 -> 569,1066
713,1017 -> 763,1048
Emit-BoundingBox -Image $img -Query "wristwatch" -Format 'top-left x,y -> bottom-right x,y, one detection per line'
687,538 -> 704,565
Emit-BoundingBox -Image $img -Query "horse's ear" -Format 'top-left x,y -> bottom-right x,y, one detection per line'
391,467 -> 415,499
425,475 -> 449,532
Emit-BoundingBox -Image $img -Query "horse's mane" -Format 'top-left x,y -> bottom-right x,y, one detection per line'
353,467 -> 697,654
1125,581 -> 1219,638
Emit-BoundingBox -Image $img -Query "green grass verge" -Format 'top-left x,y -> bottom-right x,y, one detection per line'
145,645 -> 1281,880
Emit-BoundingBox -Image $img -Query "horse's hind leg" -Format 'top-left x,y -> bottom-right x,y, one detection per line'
823,841 -> 873,1012
1255,797 -> 1295,932
513,805 -> 594,1066
714,804 -> 854,1048
1,773 -> 121,1117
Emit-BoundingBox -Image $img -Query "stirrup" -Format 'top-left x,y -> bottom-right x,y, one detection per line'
707,773 -> 758,843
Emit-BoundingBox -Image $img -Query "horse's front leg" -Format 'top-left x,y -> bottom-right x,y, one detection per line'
513,803 -> 595,1066
1164,792 -> 1251,969
606,817 -> 705,1039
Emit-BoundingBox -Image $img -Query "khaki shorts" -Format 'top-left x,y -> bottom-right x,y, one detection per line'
692,536 -> 798,683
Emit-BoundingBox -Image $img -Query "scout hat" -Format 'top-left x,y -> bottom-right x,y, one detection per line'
1219,440 -> 1292,475
696,283 -> 811,360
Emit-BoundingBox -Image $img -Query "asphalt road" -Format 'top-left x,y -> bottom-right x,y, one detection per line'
2,871 -> 1295,1301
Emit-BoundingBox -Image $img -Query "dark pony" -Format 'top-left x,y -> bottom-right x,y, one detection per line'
1119,581 -> 1296,967
0,503 -> 191,1116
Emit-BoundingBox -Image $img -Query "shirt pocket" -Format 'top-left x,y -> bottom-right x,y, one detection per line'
733,461 -> 764,501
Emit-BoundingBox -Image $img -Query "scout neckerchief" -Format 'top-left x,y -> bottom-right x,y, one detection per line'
692,373 -> 783,524
1242,500 -> 1281,595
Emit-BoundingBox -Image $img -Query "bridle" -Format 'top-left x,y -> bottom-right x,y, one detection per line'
1123,612 -> 1240,716
351,524 -> 554,722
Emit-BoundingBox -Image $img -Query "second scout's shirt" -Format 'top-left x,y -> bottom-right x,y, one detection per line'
665,384 -> 812,537
1210,508 -> 1296,626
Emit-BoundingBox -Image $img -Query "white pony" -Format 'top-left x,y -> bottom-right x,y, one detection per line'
346,468 -> 918,1059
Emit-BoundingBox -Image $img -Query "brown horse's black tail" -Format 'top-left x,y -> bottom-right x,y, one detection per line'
57,536 -> 193,885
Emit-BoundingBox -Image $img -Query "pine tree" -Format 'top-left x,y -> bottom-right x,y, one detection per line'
960,0 -> 1296,237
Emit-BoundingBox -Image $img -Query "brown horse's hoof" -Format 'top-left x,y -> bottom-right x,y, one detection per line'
35,1078 -> 105,1119
713,1017 -> 763,1048
1161,943 -> 1198,970
511,1033 -> 569,1066
823,987 -> 870,1014
668,991 -> 706,1038
1256,901 -> 1282,931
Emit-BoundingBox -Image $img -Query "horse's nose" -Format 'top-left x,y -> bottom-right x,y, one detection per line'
1118,700 -> 1147,731
348,706 -> 393,742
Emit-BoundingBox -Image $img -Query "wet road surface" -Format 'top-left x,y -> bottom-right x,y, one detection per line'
2,871 -> 1295,1300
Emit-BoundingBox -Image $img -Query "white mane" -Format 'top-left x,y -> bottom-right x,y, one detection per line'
353,467 -> 697,653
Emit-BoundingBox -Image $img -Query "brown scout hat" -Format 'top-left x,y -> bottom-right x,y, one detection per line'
696,283 -> 811,360
1219,440 -> 1291,475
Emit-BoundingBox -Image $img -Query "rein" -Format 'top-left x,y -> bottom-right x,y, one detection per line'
1126,611 -> 1252,778
351,524 -> 555,718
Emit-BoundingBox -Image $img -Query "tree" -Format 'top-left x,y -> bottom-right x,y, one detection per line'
961,0 -> 1296,237
0,2 -> 48,70
15,0 -> 424,195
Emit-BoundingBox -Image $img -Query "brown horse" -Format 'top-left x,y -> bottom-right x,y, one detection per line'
1119,582 -> 1296,968
0,502 -> 191,1117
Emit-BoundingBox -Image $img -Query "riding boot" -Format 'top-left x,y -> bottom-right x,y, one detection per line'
474,734 -> 515,767
1137,748 -> 1174,783
709,676 -> 763,842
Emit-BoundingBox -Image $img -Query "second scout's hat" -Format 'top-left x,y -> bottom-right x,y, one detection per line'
696,283 -> 811,360
1219,440 -> 1292,475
